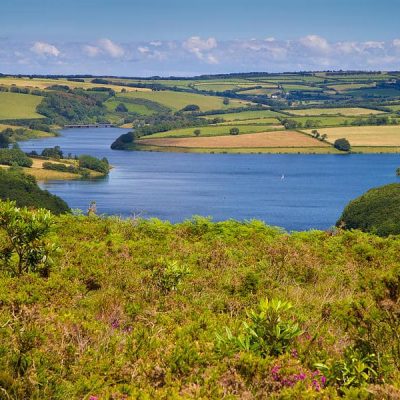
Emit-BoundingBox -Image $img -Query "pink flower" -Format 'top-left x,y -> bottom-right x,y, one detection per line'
89,396 -> 99,400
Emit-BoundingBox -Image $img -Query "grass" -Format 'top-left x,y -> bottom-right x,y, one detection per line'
0,77 -> 150,92
215,118 -> 281,125
146,124 -> 282,138
115,90 -> 250,111
327,83 -> 377,91
0,92 -> 44,120
285,107 -> 384,116
282,84 -> 322,92
304,125 -> 400,146
104,99 -> 155,115
203,110 -> 284,121
2,213 -> 399,398
385,105 -> 400,112
137,131 -> 329,149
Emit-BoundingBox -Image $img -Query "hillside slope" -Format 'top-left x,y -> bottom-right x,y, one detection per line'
1,213 -> 400,398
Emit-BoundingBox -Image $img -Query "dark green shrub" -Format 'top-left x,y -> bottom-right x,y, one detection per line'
337,183 -> 400,236
0,148 -> 33,167
0,169 -> 69,214
78,155 -> 109,174
334,138 -> 351,151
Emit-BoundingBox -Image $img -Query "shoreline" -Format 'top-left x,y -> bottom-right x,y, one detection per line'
124,143 -> 400,154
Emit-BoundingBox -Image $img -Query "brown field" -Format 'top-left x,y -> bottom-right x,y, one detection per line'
137,131 -> 328,148
305,125 -> 400,146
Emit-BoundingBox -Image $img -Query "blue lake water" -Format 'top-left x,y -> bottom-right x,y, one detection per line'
19,127 -> 400,231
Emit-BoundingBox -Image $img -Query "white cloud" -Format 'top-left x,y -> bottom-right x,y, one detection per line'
183,36 -> 218,63
393,38 -> 400,47
83,45 -> 100,57
138,46 -> 150,54
98,38 -> 125,58
150,41 -> 162,47
30,41 -> 60,57
362,41 -> 384,50
298,35 -> 330,53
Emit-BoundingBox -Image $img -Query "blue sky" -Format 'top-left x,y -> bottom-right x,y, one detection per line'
1,0 -> 400,75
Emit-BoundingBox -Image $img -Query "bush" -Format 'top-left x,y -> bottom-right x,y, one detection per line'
42,162 -> 80,174
78,155 -> 109,174
337,183 -> 400,236
217,298 -> 302,357
181,104 -> 200,112
41,146 -> 63,159
115,103 -> 128,112
0,148 -> 33,167
152,260 -> 191,293
0,200 -> 56,276
334,138 -> 351,152
193,129 -> 201,136
230,127 -> 240,135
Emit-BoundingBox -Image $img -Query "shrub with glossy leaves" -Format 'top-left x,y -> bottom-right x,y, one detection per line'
0,200 -> 56,276
217,298 -> 302,357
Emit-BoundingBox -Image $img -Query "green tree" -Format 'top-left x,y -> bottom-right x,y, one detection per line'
193,129 -> 201,136
115,103 -> 128,112
229,127 -> 239,135
41,146 -> 63,159
334,138 -> 351,152
337,183 -> 400,236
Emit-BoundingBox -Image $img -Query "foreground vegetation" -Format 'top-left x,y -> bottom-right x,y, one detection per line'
0,201 -> 399,399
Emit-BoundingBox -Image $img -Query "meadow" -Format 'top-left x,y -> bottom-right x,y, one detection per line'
105,99 -> 155,115
0,77 -> 150,93
285,107 -> 384,116
116,90 -> 248,111
305,125 -> 400,147
203,110 -> 284,121
0,92 -> 44,120
145,124 -> 281,138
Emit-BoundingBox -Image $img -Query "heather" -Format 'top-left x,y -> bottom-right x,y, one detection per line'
0,206 -> 400,399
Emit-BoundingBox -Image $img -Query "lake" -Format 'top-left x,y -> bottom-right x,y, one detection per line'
19,127 -> 400,231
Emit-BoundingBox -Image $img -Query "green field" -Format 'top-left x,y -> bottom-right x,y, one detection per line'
285,107 -> 383,116
0,92 -> 44,120
145,124 -> 280,138
285,115 -> 365,127
282,84 -> 322,92
203,109 -> 284,121
385,104 -> 400,112
216,117 -> 281,125
115,90 -> 249,111
105,99 -> 155,115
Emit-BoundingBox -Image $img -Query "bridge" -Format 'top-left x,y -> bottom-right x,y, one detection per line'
64,123 -> 115,128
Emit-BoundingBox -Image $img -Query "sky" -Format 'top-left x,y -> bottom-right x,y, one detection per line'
1,0 -> 400,76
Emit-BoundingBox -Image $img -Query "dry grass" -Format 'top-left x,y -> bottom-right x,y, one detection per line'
0,77 -> 150,92
305,125 -> 400,146
137,131 -> 328,148
286,107 -> 384,116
